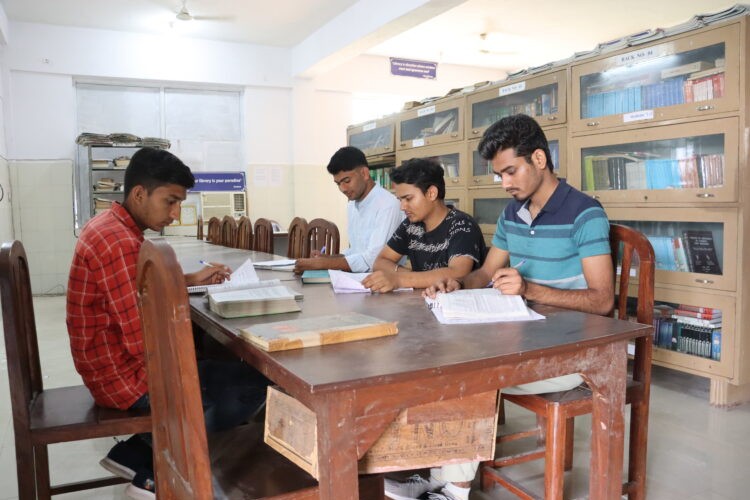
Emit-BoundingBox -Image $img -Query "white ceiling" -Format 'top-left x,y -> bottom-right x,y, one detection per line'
0,0 -> 738,73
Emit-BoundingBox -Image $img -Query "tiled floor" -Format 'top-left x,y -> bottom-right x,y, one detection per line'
1,296 -> 750,499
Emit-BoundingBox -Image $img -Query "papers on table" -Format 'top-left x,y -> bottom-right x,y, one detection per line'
187,259 -> 260,293
425,288 -> 545,324
328,270 -> 413,294
253,259 -> 296,271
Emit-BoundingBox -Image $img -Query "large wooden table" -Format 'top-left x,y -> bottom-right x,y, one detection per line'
166,237 -> 652,500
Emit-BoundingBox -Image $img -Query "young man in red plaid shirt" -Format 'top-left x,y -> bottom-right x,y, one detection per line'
67,148 -> 269,499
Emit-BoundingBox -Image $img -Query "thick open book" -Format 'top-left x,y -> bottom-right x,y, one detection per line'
425,288 -> 545,324
240,312 -> 398,352
208,284 -> 302,318
187,259 -> 260,294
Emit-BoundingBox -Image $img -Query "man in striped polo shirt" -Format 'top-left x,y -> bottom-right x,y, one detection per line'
386,115 -> 614,500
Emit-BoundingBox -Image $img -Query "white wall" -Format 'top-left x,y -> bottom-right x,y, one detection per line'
1,20 -> 506,291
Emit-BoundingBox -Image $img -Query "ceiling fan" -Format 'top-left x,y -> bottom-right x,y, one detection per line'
175,0 -> 232,22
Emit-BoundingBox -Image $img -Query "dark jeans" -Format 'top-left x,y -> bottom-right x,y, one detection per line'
131,359 -> 271,442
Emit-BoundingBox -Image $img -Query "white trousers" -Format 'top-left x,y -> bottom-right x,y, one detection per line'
433,374 -> 584,482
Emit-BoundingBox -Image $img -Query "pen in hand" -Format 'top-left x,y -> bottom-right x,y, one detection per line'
199,260 -> 214,267
488,258 -> 528,287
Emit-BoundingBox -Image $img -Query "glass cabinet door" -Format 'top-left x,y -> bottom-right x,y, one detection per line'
570,117 -> 737,203
466,70 -> 566,139
396,143 -> 467,188
468,188 -> 512,235
445,187 -> 467,212
469,127 -> 566,186
607,207 -> 737,292
649,286 -> 734,378
347,119 -> 395,157
396,97 -> 464,150
571,23 -> 739,132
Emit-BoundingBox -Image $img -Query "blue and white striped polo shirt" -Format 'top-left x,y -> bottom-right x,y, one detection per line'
492,179 -> 610,290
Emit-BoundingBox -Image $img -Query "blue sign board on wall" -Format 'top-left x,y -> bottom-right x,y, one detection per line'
190,172 -> 246,192
390,57 -> 437,79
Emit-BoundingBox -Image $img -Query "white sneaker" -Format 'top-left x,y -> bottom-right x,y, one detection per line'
384,474 -> 445,500
424,488 -> 460,500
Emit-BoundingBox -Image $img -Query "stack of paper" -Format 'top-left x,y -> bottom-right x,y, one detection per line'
425,288 -> 544,324
328,270 -> 412,294
208,285 -> 301,318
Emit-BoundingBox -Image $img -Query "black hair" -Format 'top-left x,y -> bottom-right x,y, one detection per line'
123,147 -> 195,198
326,146 -> 368,175
389,158 -> 445,199
478,114 -> 554,172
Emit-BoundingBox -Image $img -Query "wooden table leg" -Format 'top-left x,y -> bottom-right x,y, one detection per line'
315,391 -> 360,500
584,340 -> 627,500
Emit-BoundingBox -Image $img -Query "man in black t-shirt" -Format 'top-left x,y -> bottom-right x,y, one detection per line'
362,158 -> 486,293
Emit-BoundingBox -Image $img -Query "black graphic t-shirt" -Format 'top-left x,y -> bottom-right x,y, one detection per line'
387,208 -> 486,272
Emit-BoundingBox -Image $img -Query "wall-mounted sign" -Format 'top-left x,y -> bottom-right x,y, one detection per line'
190,171 -> 246,192
390,57 -> 437,79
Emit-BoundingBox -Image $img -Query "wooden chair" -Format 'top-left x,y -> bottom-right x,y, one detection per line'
237,216 -> 254,250
206,216 -> 221,245
481,223 -> 655,500
0,240 -> 151,500
253,217 -> 274,253
220,215 -> 238,248
306,218 -> 340,256
287,217 -> 308,259
135,239 -> 384,499
196,215 -> 204,240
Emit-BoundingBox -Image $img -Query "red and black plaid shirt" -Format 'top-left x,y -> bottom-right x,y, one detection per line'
66,203 -> 147,409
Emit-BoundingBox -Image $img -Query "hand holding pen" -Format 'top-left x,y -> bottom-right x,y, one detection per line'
196,260 -> 232,285
489,258 -> 527,295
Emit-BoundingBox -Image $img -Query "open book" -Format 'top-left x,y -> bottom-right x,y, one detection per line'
240,312 -> 398,352
208,285 -> 302,318
187,259 -> 261,294
425,288 -> 545,324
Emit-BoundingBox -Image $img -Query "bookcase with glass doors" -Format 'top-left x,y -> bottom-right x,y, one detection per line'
568,18 -> 749,406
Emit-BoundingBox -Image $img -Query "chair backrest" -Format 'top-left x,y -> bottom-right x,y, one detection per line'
306,218 -> 340,256
237,216 -> 254,250
137,240 -> 213,499
0,241 -> 44,437
287,217 -> 308,258
221,215 -> 238,248
609,223 -> 655,384
253,218 -> 274,253
196,216 -> 204,241
206,217 -> 221,244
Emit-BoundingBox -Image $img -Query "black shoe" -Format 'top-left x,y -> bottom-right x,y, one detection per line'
99,435 -> 153,481
125,468 -> 156,500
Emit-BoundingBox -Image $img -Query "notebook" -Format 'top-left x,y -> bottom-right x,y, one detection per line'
253,259 -> 297,271
301,270 -> 331,284
328,270 -> 412,294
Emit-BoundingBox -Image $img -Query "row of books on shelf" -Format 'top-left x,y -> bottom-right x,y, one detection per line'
653,304 -> 722,360
582,153 -> 724,191
582,70 -> 724,118
477,92 -> 558,127
647,230 -> 722,274
370,167 -> 392,190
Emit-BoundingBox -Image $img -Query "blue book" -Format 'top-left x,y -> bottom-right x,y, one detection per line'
712,331 -> 722,361
301,270 -> 331,284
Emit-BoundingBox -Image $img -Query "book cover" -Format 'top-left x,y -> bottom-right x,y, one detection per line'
240,312 -> 398,352
208,285 -> 302,319
301,270 -> 331,284
711,331 -> 722,361
682,230 -> 722,275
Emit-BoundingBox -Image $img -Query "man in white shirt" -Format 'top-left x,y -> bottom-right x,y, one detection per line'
294,146 -> 403,273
